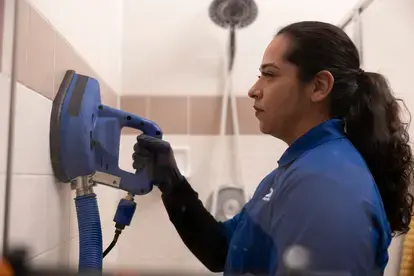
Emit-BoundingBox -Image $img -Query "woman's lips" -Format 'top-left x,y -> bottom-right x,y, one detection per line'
253,106 -> 264,116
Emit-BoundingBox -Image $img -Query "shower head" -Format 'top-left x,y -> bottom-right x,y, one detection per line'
208,0 -> 258,29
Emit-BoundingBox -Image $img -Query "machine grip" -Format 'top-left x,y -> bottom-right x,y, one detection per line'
94,104 -> 163,195
99,104 -> 162,138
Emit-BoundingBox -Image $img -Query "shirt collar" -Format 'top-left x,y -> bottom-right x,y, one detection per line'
278,119 -> 346,167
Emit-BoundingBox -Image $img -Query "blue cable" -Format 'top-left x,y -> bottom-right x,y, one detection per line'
102,197 -> 137,258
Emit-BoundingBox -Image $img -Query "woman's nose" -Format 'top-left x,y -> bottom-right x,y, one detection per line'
248,87 -> 261,99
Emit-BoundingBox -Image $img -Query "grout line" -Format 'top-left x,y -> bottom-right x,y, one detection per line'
25,237 -> 77,261
145,95 -> 150,118
11,77 -> 53,101
9,172 -> 55,176
26,220 -> 123,261
51,25 -> 56,98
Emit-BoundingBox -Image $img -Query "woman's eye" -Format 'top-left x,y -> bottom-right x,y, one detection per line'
258,72 -> 273,78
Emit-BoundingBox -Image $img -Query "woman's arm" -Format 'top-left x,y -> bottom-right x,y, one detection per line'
132,134 -> 241,272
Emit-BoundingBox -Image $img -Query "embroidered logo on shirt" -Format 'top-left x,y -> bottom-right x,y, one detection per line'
262,188 -> 273,201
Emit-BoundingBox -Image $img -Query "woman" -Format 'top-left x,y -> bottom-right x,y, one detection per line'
132,21 -> 414,275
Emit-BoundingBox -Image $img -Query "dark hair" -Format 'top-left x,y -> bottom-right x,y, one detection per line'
277,21 -> 414,235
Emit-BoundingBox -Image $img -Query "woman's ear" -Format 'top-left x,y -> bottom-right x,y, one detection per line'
310,70 -> 334,102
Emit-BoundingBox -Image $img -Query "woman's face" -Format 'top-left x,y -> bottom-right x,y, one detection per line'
248,35 -> 318,143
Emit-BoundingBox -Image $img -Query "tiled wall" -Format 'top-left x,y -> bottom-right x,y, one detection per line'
0,0 -> 120,270
0,0 -> 4,67
10,0 -> 118,106
121,95 -> 261,135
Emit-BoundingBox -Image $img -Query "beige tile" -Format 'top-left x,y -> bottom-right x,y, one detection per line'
189,96 -> 221,135
210,97 -> 256,135
119,95 -> 263,136
237,97 -> 261,135
0,0 -> 5,68
15,0 -> 30,84
121,95 -> 148,116
225,97 -> 234,135
54,34 -> 93,98
121,95 -> 148,135
26,6 -> 55,99
148,96 -> 188,135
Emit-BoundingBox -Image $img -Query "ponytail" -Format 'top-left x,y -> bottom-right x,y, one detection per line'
345,71 -> 414,235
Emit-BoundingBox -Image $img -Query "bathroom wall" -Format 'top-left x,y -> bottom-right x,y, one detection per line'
117,0 -> 362,274
0,0 -> 121,270
0,0 -> 10,256
24,0 -> 123,93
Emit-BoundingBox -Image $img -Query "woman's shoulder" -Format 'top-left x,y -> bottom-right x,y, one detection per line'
284,138 -> 376,192
295,137 -> 370,172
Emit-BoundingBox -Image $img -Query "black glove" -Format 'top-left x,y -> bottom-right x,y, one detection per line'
132,134 -> 184,195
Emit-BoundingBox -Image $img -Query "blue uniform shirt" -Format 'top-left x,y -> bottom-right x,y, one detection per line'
221,119 -> 392,275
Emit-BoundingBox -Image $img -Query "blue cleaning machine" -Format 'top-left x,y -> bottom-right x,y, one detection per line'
49,70 -> 162,273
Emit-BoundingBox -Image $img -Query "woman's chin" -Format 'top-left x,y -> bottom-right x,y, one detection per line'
259,122 -> 270,135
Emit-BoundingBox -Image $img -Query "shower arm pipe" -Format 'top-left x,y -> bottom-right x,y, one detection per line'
228,71 -> 245,188
227,35 -> 245,190
353,9 -> 364,67
211,30 -> 235,218
219,71 -> 231,137
219,25 -> 236,136
338,0 -> 375,29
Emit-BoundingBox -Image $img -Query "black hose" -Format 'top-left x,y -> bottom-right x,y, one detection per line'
103,229 -> 122,258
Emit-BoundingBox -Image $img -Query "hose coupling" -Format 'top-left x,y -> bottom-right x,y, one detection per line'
71,175 -> 95,197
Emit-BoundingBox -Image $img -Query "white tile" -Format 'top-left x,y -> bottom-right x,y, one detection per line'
68,226 -> 120,271
12,83 -> 53,175
29,241 -> 70,269
0,73 -> 11,174
68,237 -> 78,270
117,200 -> 203,271
8,175 -> 71,258
119,135 -> 137,174
0,174 -> 5,251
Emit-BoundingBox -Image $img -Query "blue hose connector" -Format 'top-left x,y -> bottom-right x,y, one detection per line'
75,193 -> 103,272
114,198 -> 136,228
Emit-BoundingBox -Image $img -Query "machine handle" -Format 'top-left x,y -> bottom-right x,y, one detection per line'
94,104 -> 163,195
98,104 -> 163,139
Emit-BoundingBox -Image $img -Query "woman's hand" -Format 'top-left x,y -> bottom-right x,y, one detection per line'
132,134 -> 183,195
